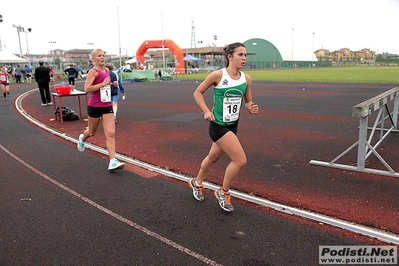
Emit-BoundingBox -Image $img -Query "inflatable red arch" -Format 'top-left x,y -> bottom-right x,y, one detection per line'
136,39 -> 185,74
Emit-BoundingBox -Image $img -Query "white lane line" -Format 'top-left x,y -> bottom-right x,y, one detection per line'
0,144 -> 222,266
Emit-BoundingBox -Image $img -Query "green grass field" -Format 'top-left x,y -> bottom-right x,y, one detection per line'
178,66 -> 399,83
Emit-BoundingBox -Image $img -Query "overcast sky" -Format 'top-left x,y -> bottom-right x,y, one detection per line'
1,0 -> 398,61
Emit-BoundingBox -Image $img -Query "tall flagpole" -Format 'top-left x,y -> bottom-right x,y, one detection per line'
117,6 -> 123,81
161,13 -> 165,71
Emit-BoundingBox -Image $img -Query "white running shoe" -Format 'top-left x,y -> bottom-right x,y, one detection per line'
77,134 -> 85,152
108,158 -> 125,171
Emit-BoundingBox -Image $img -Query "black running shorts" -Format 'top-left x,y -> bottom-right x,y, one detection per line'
87,106 -> 114,118
208,121 -> 238,142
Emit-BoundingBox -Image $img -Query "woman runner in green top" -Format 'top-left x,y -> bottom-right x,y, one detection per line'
189,42 -> 259,212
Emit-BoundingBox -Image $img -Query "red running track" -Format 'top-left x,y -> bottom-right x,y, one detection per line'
20,80 -> 399,236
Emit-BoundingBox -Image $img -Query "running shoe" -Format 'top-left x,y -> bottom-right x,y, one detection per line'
77,134 -> 85,152
214,188 -> 234,212
108,158 -> 125,171
41,103 -> 47,106
47,102 -> 53,106
188,178 -> 204,201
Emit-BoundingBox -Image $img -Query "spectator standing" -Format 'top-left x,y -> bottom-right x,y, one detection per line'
154,70 -> 158,81
7,66 -> 13,79
49,65 -> 55,80
21,67 -> 26,82
75,65 -> 83,79
77,48 -> 125,172
105,63 -> 126,123
14,65 -> 23,83
115,75 -> 126,118
34,60 -> 52,106
49,65 -> 55,91
64,65 -> 78,89
158,69 -> 162,81
25,65 -> 33,84
188,42 -> 259,212
124,63 -> 131,72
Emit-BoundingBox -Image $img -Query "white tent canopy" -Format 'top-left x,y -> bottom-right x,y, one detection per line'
0,50 -> 29,64
125,57 -> 136,64
124,54 -> 153,65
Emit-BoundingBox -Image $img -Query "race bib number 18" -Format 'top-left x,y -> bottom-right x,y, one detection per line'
223,97 -> 242,122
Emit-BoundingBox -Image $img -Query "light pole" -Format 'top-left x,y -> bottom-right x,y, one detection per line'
211,35 -> 217,68
312,32 -> 315,67
0,14 -> 3,51
13,24 -> 24,57
198,41 -> 202,61
25,28 -> 31,59
48,41 -> 57,54
48,41 -> 57,67
251,42 -> 257,68
121,48 -> 128,60
161,13 -> 165,71
87,42 -> 94,58
117,6 -> 122,80
291,28 -> 294,68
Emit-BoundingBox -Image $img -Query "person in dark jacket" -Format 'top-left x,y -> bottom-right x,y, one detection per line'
158,69 -> 162,81
34,60 -> 52,106
64,65 -> 78,88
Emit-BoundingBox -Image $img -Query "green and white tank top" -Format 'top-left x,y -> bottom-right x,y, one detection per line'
212,68 -> 247,126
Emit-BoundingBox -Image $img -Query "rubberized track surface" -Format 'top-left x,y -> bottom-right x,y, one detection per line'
23,79 -> 398,233
1,80 -> 397,265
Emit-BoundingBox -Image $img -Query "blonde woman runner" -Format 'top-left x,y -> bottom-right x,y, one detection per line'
77,49 -> 125,171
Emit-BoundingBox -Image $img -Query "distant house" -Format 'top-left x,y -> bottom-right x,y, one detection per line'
382,52 -> 399,59
314,48 -> 376,62
28,48 -> 115,70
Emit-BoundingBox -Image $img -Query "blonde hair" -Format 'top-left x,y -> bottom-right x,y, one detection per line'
91,48 -> 103,59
